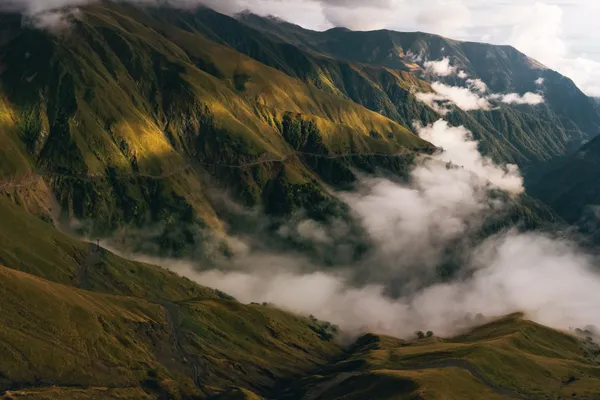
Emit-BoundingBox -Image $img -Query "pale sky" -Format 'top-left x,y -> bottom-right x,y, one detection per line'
3,0 -> 600,95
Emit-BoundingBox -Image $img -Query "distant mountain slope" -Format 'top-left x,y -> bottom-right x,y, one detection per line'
239,13 -> 600,171
530,135 -> 600,229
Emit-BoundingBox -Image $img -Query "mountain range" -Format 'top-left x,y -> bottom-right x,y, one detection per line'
1,2 -> 600,399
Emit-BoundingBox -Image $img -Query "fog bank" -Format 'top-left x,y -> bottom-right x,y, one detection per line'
109,119 -> 600,338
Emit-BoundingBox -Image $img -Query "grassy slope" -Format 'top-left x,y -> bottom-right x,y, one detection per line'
4,209 -> 598,400
283,314 -> 600,399
0,198 -> 341,399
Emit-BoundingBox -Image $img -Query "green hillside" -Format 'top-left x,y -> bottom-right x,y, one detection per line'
278,314 -> 600,399
0,3 -> 436,256
0,194 -> 595,399
0,2 -> 578,259
0,2 -> 567,261
0,196 -> 341,399
1,2 -> 600,399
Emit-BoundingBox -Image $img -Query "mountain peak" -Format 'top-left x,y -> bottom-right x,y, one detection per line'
325,26 -> 352,33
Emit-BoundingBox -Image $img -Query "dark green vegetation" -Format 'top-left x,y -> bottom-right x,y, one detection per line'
2,2 -> 600,399
0,1 -> 592,258
530,134 -> 600,241
0,2 -> 436,257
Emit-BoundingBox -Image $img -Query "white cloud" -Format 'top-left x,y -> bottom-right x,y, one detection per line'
416,120 -> 523,193
466,78 -> 487,93
124,120 -> 600,339
414,92 -> 452,115
416,81 -> 545,113
417,58 -> 543,112
493,92 -> 545,105
22,7 -> 82,30
420,82 -> 492,112
187,231 -> 600,337
535,77 -> 545,85
424,57 -> 457,76
555,56 -> 600,98
430,82 -> 492,111
505,2 -> 566,66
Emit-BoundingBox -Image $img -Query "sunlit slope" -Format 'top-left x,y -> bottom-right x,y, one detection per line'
0,198 -> 340,398
0,264 -> 339,399
0,2 -> 570,258
282,314 -> 600,399
0,4 -> 432,248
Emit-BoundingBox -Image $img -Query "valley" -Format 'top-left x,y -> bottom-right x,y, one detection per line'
1,1 -> 600,399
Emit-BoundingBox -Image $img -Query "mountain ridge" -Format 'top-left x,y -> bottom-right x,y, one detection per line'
235,11 -> 600,172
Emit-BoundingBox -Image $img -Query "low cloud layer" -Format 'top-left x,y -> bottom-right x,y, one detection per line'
184,231 -> 600,337
492,92 -> 544,105
417,82 -> 493,113
424,57 -> 456,77
415,61 -> 545,113
417,120 -> 523,193
103,119 -> 600,340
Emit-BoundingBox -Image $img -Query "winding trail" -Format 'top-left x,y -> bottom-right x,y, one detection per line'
78,243 -> 103,290
302,359 -> 522,400
396,359 -> 522,398
77,243 -> 205,389
1,385 -> 141,398
154,300 -> 204,390
0,148 -> 429,188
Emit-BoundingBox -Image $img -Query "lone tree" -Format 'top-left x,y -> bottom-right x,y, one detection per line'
416,331 -> 425,339
426,331 -> 434,338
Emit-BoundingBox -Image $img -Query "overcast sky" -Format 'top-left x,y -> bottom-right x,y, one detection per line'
222,0 -> 600,96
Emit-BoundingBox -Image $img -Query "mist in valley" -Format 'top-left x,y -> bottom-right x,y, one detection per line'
96,118 -> 600,340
